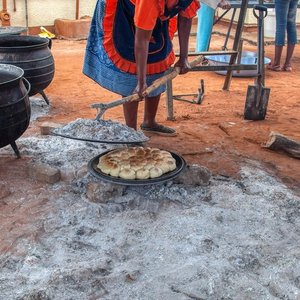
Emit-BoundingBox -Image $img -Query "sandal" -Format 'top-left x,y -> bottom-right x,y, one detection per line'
267,63 -> 281,71
282,64 -> 292,72
140,124 -> 177,137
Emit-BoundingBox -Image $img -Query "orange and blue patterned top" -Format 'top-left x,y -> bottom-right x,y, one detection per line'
83,0 -> 200,97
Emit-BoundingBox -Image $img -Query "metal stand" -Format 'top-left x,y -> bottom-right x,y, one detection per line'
173,80 -> 205,105
166,0 -> 253,119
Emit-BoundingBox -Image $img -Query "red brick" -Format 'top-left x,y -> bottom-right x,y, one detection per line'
27,162 -> 61,184
40,122 -> 65,136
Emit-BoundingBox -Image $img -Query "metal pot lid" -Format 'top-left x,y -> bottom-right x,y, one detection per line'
52,131 -> 149,145
88,149 -> 186,186
51,118 -> 149,145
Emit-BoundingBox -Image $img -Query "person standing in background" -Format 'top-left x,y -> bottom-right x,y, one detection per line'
83,0 -> 229,137
268,0 -> 298,72
196,0 -> 230,52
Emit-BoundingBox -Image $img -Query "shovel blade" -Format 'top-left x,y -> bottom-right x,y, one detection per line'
244,85 -> 270,121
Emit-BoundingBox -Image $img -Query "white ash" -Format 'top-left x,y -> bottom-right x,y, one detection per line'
12,136 -> 113,170
1,165 -> 300,299
53,118 -> 148,143
30,96 -> 50,121
1,134 -> 300,299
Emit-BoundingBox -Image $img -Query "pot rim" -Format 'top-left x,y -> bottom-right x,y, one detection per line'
0,64 -> 24,86
0,35 -> 49,51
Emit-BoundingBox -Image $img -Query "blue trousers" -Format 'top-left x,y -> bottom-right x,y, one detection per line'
275,0 -> 298,46
196,3 -> 215,51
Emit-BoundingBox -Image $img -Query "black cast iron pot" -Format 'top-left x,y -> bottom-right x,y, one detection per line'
0,64 -> 31,158
0,35 -> 54,104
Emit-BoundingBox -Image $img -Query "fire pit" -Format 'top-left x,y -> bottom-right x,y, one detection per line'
0,64 -> 31,158
0,35 -> 55,104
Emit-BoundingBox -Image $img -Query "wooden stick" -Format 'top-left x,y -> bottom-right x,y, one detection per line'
92,55 -> 204,119
264,131 -> 300,159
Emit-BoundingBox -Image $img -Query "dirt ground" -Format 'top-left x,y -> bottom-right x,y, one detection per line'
36,28 -> 300,191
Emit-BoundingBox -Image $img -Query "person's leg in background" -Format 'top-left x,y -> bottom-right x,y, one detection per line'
283,0 -> 298,71
269,0 -> 289,70
196,3 -> 215,52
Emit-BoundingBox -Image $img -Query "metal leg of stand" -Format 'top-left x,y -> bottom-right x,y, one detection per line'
39,90 -> 50,105
166,79 -> 174,120
10,141 -> 21,158
223,0 -> 248,90
222,8 -> 237,50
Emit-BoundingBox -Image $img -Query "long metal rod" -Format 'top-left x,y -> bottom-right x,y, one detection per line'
25,0 -> 29,28
222,8 -> 237,50
223,0 -> 249,90
75,0 -> 80,19
259,0 -> 265,85
176,50 -> 238,57
191,64 -> 257,72
3,0 -> 7,10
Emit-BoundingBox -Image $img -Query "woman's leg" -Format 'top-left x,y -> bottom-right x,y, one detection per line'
141,95 -> 176,136
284,0 -> 298,69
123,101 -> 139,130
143,95 -> 161,127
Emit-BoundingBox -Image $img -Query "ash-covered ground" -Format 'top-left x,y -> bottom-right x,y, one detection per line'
0,132 -> 300,300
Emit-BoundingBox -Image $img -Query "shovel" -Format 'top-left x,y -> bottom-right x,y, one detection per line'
91,55 -> 204,120
244,4 -> 270,121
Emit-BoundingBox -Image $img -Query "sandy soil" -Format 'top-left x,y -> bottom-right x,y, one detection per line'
38,32 -> 300,190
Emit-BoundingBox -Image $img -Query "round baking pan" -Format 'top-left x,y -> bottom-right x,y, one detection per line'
88,149 -> 186,186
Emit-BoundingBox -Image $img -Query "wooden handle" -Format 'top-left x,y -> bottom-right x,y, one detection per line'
92,55 -> 204,113
124,55 -> 204,105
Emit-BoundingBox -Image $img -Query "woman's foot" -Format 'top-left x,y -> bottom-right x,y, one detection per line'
282,64 -> 292,72
140,123 -> 177,137
267,63 -> 281,71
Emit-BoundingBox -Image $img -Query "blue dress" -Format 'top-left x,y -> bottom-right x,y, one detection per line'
83,0 -> 193,97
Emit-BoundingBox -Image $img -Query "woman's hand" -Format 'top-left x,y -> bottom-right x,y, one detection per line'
174,58 -> 191,74
133,81 -> 147,98
218,0 -> 231,10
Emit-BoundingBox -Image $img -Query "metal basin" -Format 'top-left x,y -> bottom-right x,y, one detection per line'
205,51 -> 271,77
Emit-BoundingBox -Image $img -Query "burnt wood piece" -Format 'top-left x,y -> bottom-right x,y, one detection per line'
264,132 -> 300,159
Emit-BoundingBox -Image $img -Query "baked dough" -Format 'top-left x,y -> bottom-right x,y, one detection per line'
97,147 -> 176,180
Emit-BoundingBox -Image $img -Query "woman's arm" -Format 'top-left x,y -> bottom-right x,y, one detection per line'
175,14 -> 193,74
134,28 -> 153,96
